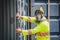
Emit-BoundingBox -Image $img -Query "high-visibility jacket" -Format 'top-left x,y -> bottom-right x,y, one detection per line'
21,16 -> 50,40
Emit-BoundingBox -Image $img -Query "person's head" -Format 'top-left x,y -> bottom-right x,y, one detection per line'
35,6 -> 44,23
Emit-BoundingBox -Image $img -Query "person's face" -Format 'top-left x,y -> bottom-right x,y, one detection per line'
35,13 -> 42,23
35,13 -> 41,17
37,14 -> 41,20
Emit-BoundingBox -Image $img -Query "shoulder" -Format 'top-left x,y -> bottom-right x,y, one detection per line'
39,21 -> 49,27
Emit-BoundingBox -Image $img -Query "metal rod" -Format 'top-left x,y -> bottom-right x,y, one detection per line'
48,0 -> 50,40
23,0 -> 26,40
48,0 -> 50,22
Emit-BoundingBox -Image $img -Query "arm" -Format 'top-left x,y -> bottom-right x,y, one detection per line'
16,13 -> 36,23
22,16 -> 36,23
16,25 -> 41,36
22,25 -> 41,36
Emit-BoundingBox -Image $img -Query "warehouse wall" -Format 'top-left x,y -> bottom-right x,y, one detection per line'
0,0 -> 16,40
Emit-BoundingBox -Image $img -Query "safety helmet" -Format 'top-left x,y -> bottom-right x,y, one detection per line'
39,6 -> 44,14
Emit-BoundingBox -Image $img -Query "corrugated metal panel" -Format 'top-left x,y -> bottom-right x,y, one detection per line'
2,0 -> 16,40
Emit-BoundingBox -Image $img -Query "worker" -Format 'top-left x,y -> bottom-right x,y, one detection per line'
16,6 -> 50,40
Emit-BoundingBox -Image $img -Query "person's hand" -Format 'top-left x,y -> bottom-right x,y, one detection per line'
16,29 -> 22,33
16,13 -> 22,18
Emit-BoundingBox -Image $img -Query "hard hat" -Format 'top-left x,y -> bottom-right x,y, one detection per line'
40,6 -> 44,14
